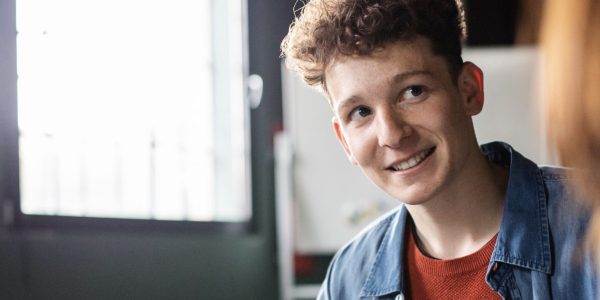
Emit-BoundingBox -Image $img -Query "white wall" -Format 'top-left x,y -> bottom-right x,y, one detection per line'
465,47 -> 553,165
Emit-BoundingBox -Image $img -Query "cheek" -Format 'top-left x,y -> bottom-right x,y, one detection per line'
346,129 -> 376,164
418,100 -> 464,133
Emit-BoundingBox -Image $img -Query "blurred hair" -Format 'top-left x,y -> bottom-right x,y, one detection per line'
280,0 -> 466,90
541,0 -> 600,261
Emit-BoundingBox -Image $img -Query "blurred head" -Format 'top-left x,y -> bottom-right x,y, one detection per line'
541,0 -> 600,257
281,0 -> 467,92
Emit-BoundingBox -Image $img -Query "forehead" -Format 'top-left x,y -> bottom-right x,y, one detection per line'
324,37 -> 452,105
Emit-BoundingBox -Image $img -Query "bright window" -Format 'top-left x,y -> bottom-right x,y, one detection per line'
16,0 -> 251,222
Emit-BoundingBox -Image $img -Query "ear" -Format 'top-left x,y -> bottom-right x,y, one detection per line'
458,62 -> 485,116
332,117 -> 358,165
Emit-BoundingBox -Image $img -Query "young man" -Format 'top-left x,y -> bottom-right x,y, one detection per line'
281,0 -> 598,299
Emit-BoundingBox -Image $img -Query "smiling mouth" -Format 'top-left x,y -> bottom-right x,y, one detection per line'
387,147 -> 436,172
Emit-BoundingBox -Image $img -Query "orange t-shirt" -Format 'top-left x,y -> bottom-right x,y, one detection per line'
405,227 -> 501,300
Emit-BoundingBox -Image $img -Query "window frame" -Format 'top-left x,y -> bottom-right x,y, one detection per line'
0,0 -> 255,234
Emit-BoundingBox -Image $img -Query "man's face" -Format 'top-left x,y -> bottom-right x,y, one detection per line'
326,37 -> 484,205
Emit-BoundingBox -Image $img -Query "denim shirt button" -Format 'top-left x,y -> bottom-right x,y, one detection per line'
395,294 -> 404,300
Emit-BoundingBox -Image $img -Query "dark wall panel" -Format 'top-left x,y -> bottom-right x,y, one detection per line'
0,0 -> 297,299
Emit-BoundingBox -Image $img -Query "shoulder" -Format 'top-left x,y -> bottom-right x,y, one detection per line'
319,206 -> 405,299
534,165 -> 590,227
538,165 -> 574,200
537,166 -> 599,297
537,165 -> 586,212
538,165 -> 571,181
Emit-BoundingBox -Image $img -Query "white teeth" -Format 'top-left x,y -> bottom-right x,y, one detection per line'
399,161 -> 408,170
391,149 -> 431,171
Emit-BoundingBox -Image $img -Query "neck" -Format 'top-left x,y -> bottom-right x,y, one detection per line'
406,149 -> 508,260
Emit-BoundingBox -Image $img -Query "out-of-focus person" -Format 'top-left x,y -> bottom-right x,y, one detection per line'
541,0 -> 600,261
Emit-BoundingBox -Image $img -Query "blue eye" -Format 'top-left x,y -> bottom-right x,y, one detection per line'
350,106 -> 371,120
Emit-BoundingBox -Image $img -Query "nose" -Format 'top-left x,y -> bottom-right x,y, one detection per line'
375,108 -> 412,148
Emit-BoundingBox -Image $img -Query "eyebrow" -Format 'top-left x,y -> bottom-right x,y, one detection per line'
334,69 -> 434,112
391,70 -> 434,83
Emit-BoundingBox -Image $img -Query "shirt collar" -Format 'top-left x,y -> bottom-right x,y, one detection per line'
482,142 -> 552,276
359,141 -> 552,297
359,207 -> 409,298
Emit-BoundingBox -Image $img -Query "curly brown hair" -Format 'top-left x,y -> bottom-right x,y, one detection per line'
281,0 -> 467,89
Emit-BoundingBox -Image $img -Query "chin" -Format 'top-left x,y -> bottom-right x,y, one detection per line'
389,193 -> 430,205
398,197 -> 431,207
386,188 -> 435,206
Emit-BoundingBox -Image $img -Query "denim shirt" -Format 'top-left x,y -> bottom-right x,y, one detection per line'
318,142 -> 598,300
